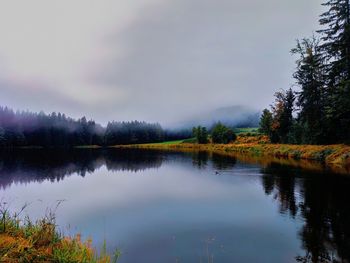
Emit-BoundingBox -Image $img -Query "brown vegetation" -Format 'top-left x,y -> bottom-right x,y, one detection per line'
116,134 -> 350,174
0,208 -> 118,263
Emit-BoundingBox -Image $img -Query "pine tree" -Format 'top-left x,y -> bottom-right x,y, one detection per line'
318,0 -> 350,142
259,109 -> 273,136
200,127 -> 209,144
192,126 -> 209,144
291,37 -> 327,144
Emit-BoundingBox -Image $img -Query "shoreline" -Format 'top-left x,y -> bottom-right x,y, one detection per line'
1,138 -> 349,174
114,140 -> 350,175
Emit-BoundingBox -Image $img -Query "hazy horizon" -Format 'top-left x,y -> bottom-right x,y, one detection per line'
0,0 -> 324,125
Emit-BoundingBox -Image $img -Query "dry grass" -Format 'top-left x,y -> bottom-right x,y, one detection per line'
116,135 -> 350,174
0,204 -> 119,263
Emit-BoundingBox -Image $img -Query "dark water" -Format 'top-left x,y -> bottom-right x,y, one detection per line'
0,149 -> 350,263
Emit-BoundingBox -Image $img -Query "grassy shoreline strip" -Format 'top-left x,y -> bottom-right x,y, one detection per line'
114,139 -> 350,173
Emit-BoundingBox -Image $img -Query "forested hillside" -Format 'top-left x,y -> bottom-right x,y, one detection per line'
0,106 -> 190,147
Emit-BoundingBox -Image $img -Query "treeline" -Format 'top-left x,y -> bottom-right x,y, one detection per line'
192,122 -> 237,144
260,0 -> 350,145
0,106 -> 191,147
105,121 -> 164,145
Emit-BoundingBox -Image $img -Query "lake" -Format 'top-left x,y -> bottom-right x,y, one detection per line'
0,149 -> 349,263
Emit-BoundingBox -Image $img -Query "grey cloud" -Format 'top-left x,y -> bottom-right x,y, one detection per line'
0,0 -> 324,126
0,78 -> 85,118
93,0 -> 323,125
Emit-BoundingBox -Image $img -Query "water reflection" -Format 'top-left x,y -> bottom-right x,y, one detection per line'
0,149 -> 163,189
0,149 -> 349,262
211,153 -> 237,170
0,149 -> 240,189
191,151 -> 209,169
261,163 -> 350,262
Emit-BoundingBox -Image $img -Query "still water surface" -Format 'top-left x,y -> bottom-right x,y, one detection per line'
0,149 -> 349,262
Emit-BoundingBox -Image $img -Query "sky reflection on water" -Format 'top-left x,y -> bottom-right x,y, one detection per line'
0,149 -> 349,262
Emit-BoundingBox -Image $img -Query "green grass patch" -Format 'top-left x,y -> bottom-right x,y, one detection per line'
233,128 -> 260,136
147,138 -> 195,145
182,138 -> 197,143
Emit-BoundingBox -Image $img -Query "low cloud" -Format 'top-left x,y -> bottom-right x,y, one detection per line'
92,0 -> 323,125
0,0 -> 323,125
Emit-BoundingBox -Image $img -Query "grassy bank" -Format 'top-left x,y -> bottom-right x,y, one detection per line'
0,208 -> 119,263
115,135 -> 350,174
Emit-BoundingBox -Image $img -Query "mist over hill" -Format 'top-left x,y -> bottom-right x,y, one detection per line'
169,105 -> 260,129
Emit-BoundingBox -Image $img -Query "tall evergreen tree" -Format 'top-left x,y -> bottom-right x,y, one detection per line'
259,109 -> 273,136
318,0 -> 350,142
200,127 -> 209,144
192,126 -> 209,144
291,37 -> 327,144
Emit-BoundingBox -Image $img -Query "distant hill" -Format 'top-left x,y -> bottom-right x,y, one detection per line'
173,105 -> 260,129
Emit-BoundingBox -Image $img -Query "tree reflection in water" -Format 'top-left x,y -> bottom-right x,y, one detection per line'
0,149 -> 164,189
261,163 -> 350,263
1,149 -> 349,262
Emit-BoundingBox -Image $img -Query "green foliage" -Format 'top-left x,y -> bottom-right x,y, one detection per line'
105,121 -> 164,145
269,89 -> 295,144
233,127 -> 259,134
259,109 -> 273,136
147,138 -> 196,145
262,0 -> 350,145
182,138 -> 197,143
192,126 -> 209,144
0,106 -> 104,148
211,123 -> 237,144
0,106 -> 193,147
291,37 -> 328,144
157,139 -> 186,145
317,0 -> 350,143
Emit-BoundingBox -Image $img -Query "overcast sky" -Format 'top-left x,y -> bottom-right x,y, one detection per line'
0,0 -> 323,125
